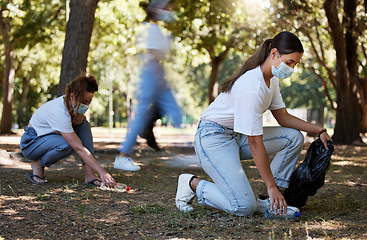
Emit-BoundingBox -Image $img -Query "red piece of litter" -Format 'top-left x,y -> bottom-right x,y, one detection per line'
126,186 -> 131,191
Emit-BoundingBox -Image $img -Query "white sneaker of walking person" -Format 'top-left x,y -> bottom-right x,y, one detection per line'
176,174 -> 196,212
255,197 -> 300,215
114,156 -> 141,171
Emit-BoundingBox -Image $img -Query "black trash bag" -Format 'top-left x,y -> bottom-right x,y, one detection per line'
282,138 -> 334,208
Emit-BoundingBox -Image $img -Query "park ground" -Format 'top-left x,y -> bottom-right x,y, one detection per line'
0,127 -> 366,239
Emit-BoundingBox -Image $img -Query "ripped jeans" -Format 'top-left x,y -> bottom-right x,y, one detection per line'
194,120 -> 304,216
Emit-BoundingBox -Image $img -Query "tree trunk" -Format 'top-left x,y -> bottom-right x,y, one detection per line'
208,59 -> 220,104
207,47 -> 231,104
57,0 -> 99,96
324,0 -> 362,144
17,77 -> 30,128
0,18 -> 15,134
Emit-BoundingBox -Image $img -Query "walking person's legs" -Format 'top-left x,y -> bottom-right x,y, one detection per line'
156,89 -> 182,127
115,62 -> 161,171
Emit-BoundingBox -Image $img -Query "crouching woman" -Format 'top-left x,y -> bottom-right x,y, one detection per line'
20,74 -> 116,187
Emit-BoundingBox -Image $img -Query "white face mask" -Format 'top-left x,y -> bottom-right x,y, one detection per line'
74,103 -> 89,114
271,54 -> 294,79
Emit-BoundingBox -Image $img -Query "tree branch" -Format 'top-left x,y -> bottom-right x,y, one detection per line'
302,28 -> 337,90
310,66 -> 337,110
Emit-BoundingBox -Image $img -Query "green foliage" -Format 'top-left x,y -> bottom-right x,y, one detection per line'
267,0 -> 364,112
11,1 -> 65,49
88,0 -> 144,126
77,204 -> 86,216
169,0 -> 265,55
36,193 -> 50,201
0,0 -> 65,127
180,52 -> 244,113
2,0 -> 346,128
280,67 -> 327,109
167,0 -> 273,102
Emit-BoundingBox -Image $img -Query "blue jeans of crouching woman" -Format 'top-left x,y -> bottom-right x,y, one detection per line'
194,120 -> 304,216
20,119 -> 94,167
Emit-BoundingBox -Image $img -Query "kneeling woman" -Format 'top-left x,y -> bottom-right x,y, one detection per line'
21,74 -> 116,187
175,32 -> 331,217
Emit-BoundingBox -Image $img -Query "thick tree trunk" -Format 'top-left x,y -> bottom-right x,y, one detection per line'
57,0 -> 99,96
324,0 -> 362,144
0,18 -> 15,134
333,83 -> 361,144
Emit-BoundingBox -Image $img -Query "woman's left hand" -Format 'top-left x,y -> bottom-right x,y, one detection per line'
72,113 -> 86,126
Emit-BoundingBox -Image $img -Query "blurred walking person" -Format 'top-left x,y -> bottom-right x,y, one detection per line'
114,0 -> 182,171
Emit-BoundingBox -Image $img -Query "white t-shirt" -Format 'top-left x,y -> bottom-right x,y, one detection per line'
136,22 -> 171,59
29,96 -> 74,137
201,66 -> 285,136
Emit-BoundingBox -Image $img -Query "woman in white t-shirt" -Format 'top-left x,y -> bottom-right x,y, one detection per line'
20,75 -> 117,187
175,32 -> 332,217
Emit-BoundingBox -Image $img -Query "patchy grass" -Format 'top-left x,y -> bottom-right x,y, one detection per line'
0,143 -> 366,239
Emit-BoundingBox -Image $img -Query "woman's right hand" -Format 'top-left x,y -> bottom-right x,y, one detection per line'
100,172 -> 117,188
267,186 -> 287,215
319,131 -> 332,150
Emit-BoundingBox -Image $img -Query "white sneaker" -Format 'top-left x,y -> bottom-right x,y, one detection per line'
255,197 -> 300,215
255,198 -> 271,214
175,174 -> 196,212
114,156 -> 141,171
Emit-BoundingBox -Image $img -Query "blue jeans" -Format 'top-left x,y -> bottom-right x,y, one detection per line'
20,120 -> 94,167
194,120 -> 304,216
119,60 -> 182,154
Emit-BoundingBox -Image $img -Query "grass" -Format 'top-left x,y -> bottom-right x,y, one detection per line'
0,137 -> 366,239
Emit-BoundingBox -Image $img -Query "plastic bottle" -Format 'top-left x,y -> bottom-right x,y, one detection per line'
265,206 -> 301,220
100,183 -> 131,192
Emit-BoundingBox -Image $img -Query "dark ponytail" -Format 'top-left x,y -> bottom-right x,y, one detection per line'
219,31 -> 304,93
219,39 -> 272,92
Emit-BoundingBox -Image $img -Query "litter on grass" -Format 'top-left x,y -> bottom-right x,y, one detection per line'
100,183 -> 131,192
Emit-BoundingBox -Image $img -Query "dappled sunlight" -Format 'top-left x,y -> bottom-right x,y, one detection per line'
121,172 -> 136,177
0,196 -> 37,217
113,199 -> 131,205
306,220 -> 345,231
333,160 -> 367,167
344,180 -> 367,187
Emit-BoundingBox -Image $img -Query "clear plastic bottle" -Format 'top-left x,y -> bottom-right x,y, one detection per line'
100,183 -> 131,192
265,206 -> 301,220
